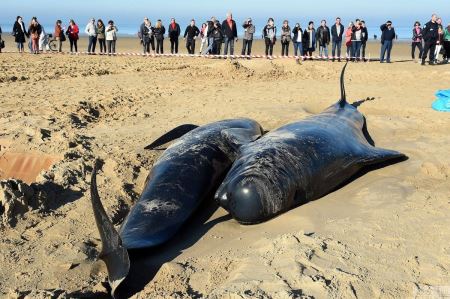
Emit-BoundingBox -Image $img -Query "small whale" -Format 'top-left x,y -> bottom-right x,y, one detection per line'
90,118 -> 263,297
215,63 -> 407,224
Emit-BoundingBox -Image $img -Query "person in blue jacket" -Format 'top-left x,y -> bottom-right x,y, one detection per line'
380,20 -> 396,63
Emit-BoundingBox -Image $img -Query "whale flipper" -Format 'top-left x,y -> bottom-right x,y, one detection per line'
90,159 -> 130,298
221,128 -> 262,151
357,146 -> 407,166
145,124 -> 199,150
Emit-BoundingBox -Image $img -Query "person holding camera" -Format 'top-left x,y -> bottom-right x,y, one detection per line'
105,20 -> 118,55
183,19 -> 200,55
380,20 -> 396,63
421,14 -> 439,65
241,18 -> 255,57
280,20 -> 291,57
263,18 -> 276,58
292,23 -> 303,58
316,20 -> 330,59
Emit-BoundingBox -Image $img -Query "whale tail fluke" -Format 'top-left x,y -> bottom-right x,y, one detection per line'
339,62 -> 349,108
90,159 -> 130,298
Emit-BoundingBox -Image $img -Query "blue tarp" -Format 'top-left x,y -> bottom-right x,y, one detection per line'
432,89 -> 450,112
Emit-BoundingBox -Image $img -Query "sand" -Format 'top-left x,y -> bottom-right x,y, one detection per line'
0,36 -> 449,298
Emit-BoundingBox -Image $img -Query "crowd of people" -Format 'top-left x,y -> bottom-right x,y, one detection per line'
1,12 -> 449,65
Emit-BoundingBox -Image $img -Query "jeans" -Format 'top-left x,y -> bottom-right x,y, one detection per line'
293,41 -> 303,56
352,41 -> 362,60
156,38 -> 164,54
106,40 -> 116,54
16,42 -> 25,51
205,37 -> 215,54
69,38 -> 78,52
361,42 -> 367,59
170,38 -> 179,54
281,42 -> 290,56
223,37 -> 235,55
319,44 -> 328,57
265,38 -> 274,56
241,39 -> 253,56
332,40 -> 342,58
411,41 -> 423,59
88,35 -> 97,53
443,41 -> 450,60
98,38 -> 106,53
186,39 -> 196,54
380,40 -> 393,62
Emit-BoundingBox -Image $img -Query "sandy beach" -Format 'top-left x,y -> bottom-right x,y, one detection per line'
0,35 -> 449,298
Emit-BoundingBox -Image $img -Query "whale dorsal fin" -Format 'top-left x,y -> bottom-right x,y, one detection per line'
221,128 -> 262,151
145,124 -> 199,150
357,146 -> 407,166
339,62 -> 349,108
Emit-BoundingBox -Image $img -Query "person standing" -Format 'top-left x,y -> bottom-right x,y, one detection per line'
54,20 -> 65,52
12,16 -> 28,53
345,22 -> 353,59
292,23 -> 304,58
184,19 -> 200,54
154,20 -> 166,54
140,17 -> 154,54
303,21 -> 316,59
361,21 -> 369,61
105,20 -> 118,55
263,18 -> 276,58
28,17 -> 42,54
97,19 -> 106,54
434,18 -> 444,63
168,18 -> 180,54
280,20 -> 291,56
379,20 -> 396,63
199,23 -> 208,54
241,18 -> 255,57
211,20 -> 223,55
316,20 -> 330,58
85,18 -> 97,53
351,21 -> 363,61
331,17 -> 344,61
421,14 -> 439,65
443,23 -> 450,63
66,19 -> 79,53
205,17 -> 218,55
0,25 -> 3,53
222,12 -> 238,56
411,21 -> 423,60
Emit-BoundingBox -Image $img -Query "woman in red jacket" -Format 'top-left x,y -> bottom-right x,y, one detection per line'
66,19 -> 79,53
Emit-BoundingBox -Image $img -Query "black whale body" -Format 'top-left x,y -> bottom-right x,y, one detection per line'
90,118 -> 263,296
215,64 -> 407,224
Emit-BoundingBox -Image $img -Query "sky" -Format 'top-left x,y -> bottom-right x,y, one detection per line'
0,0 -> 448,28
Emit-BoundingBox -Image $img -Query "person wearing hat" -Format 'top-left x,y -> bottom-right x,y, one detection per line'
105,20 -> 118,55
241,17 -> 255,57
379,20 -> 396,63
85,18 -> 97,53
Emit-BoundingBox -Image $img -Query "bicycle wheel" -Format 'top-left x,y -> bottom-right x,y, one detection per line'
48,39 -> 58,52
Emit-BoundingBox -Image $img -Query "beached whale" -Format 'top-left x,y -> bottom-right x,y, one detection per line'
90,119 -> 263,296
215,63 -> 407,224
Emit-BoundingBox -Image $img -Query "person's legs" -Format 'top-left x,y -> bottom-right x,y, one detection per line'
324,44 -> 328,58
92,36 -> 97,53
223,37 -> 229,55
269,42 -> 274,56
351,42 -> 357,60
88,36 -> 93,52
265,38 -> 269,56
170,39 -> 174,54
112,40 -> 116,53
74,40 -> 78,52
247,40 -> 253,56
355,41 -> 362,60
230,38 -> 234,55
337,40 -> 342,59
411,42 -> 416,59
422,42 -> 430,64
241,39 -> 247,55
386,41 -> 392,62
192,40 -> 196,54
429,43 -> 436,62
175,38 -> 179,54
106,40 -> 111,54
443,41 -> 450,61
418,42 -> 423,60
380,42 -> 387,62
361,42 -> 366,59
434,44 -> 442,62
294,42 -> 298,56
332,41 -> 336,58
69,38 -> 73,52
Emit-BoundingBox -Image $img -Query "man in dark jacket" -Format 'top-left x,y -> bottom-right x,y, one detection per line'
421,14 -> 439,65
361,21 -> 369,61
184,19 -> 200,54
221,12 -> 238,56
380,21 -> 396,63
331,17 -> 344,61
168,18 -> 181,54
316,20 -> 331,58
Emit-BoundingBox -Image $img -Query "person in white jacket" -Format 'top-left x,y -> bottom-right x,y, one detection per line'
85,18 -> 97,53
105,20 -> 118,55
